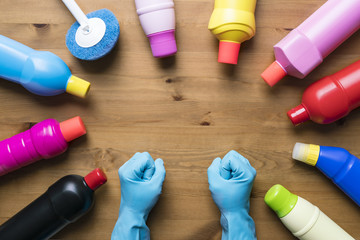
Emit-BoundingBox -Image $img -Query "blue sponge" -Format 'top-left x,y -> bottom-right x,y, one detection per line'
66,9 -> 120,61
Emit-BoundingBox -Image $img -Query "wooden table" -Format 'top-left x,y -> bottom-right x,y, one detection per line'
0,0 -> 359,239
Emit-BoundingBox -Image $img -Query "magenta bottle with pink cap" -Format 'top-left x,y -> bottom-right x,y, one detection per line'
135,0 -> 177,58
0,116 -> 86,176
261,0 -> 360,87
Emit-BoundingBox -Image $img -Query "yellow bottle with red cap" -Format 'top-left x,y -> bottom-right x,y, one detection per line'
208,0 -> 256,65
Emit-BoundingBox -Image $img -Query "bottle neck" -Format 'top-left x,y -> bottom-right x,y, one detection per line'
287,104 -> 310,125
84,168 -> 107,191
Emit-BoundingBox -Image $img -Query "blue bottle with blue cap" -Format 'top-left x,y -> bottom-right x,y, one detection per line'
0,35 -> 90,98
292,143 -> 360,206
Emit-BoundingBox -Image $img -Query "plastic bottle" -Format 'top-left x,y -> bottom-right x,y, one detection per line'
261,0 -> 360,87
208,0 -> 256,65
0,35 -> 90,97
0,116 -> 86,176
293,143 -> 360,207
287,60 -> 360,125
0,168 -> 107,240
135,0 -> 177,58
265,184 -> 354,240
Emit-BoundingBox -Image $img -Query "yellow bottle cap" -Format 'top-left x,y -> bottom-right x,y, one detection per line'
66,75 -> 91,98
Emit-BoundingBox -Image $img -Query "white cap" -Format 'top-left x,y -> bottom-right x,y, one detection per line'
292,143 -> 310,163
292,142 -> 320,166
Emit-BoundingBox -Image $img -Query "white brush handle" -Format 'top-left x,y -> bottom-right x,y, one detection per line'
62,0 -> 89,30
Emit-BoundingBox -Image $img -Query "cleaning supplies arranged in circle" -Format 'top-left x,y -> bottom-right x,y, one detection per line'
208,0 -> 256,65
265,184 -> 355,240
62,0 -> 120,61
0,168 -> 107,240
0,35 -> 90,97
135,0 -> 177,58
0,116 -> 86,176
293,143 -> 360,207
261,0 -> 360,87
287,60 -> 360,125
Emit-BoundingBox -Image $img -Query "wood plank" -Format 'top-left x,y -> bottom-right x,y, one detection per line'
0,0 -> 359,239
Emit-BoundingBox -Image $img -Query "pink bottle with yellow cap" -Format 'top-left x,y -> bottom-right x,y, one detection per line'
0,116 -> 86,175
261,0 -> 360,86
208,0 -> 256,64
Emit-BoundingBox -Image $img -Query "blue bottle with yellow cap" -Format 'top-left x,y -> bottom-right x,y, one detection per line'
0,35 -> 90,98
292,143 -> 360,206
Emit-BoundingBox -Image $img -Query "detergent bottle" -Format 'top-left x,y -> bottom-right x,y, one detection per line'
0,35 -> 90,97
0,168 -> 107,240
0,116 -> 86,175
293,143 -> 360,206
261,0 -> 360,86
135,0 -> 177,58
208,0 -> 256,64
265,184 -> 355,240
288,60 -> 360,125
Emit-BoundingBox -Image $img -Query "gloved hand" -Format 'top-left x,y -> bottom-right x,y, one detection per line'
111,152 -> 166,240
207,150 -> 257,240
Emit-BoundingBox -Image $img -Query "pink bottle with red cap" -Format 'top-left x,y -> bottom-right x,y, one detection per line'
135,0 -> 177,58
0,116 -> 86,175
261,0 -> 360,87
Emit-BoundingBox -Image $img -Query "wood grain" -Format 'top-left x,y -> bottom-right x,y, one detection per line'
0,0 -> 360,239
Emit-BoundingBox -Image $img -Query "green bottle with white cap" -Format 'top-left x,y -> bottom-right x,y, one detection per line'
265,184 -> 354,240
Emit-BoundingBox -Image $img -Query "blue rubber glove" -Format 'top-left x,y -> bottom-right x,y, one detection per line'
207,150 -> 257,240
111,152 -> 166,240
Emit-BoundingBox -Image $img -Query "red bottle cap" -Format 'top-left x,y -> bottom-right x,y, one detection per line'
59,116 -> 87,142
84,168 -> 107,191
218,41 -> 241,65
287,104 -> 310,125
261,61 -> 287,87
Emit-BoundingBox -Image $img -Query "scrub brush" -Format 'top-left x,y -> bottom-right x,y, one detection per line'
62,0 -> 120,60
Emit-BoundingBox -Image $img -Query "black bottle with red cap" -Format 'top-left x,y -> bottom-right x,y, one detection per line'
0,168 -> 107,240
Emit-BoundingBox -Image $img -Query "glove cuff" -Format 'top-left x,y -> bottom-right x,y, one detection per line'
111,205 -> 150,240
220,210 -> 257,240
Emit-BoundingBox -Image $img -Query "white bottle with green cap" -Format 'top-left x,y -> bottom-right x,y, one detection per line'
265,184 -> 354,240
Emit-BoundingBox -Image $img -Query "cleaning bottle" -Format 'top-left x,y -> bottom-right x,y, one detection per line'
0,35 -> 90,97
287,60 -> 360,125
261,0 -> 360,86
208,0 -> 256,64
265,184 -> 355,240
293,143 -> 360,207
0,116 -> 86,176
135,0 -> 177,58
0,168 -> 107,240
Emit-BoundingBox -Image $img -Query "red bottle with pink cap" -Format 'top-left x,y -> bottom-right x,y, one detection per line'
0,116 -> 86,175
0,168 -> 107,240
288,60 -> 360,125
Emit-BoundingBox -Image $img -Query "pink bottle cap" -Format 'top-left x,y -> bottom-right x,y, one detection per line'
218,41 -> 241,65
262,61 -> 287,86
287,104 -> 310,125
59,116 -> 87,142
148,30 -> 177,58
84,168 -> 107,191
